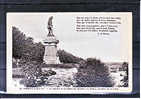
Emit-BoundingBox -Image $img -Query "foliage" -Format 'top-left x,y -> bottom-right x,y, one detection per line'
12,26 -> 44,63
122,62 -> 128,72
57,50 -> 84,64
86,58 -> 103,70
76,58 -> 114,87
20,61 -> 56,87
13,26 -> 26,59
120,62 -> 128,87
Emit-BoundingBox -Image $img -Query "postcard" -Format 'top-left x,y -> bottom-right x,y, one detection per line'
7,12 -> 132,94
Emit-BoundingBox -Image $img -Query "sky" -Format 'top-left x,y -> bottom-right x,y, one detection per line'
7,12 -> 132,62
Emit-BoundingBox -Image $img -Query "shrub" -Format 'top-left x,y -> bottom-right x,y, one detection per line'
76,58 -> 114,87
120,62 -> 128,87
20,61 -> 56,87
57,50 -> 84,64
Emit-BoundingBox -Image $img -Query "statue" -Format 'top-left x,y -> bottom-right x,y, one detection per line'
47,16 -> 54,36
44,16 -> 60,64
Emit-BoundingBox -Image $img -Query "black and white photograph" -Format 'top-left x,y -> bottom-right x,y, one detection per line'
6,12 -> 132,94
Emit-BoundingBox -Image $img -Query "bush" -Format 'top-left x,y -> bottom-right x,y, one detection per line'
57,50 -> 84,64
120,62 -> 128,87
20,61 -> 56,87
76,58 -> 114,87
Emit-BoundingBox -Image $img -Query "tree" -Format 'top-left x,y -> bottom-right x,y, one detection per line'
57,50 -> 84,63
12,26 -> 45,63
12,26 -> 26,59
30,42 -> 45,62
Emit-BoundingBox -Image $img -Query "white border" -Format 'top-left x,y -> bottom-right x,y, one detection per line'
6,12 -> 132,94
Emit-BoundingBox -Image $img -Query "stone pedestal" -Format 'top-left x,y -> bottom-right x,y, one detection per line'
43,36 -> 60,64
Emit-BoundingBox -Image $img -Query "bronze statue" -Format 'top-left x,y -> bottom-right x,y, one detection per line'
47,16 -> 54,36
